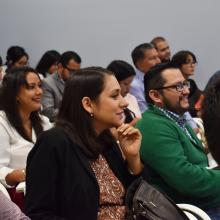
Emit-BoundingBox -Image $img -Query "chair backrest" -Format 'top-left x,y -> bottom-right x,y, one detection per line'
0,182 -> 11,200
177,204 -> 211,220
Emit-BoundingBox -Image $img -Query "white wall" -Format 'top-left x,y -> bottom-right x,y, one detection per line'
0,0 -> 220,89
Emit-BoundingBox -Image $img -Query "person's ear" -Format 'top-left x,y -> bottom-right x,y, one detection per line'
149,90 -> 163,106
82,97 -> 94,117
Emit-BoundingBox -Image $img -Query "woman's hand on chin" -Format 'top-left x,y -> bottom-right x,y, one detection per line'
117,124 -> 143,174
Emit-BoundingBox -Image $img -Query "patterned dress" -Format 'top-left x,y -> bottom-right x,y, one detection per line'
90,154 -> 126,220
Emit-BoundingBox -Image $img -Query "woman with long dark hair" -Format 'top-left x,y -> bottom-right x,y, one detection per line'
36,50 -> 61,78
107,60 -> 141,125
0,66 -> 51,208
4,46 -> 29,73
25,67 -> 144,220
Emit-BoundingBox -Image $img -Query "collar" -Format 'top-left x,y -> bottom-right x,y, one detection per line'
135,68 -> 145,82
155,106 -> 187,128
54,72 -> 65,84
154,105 -> 194,140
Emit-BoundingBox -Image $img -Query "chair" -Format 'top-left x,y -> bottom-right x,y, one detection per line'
177,203 -> 211,220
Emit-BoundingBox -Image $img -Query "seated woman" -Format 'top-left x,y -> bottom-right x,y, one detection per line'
4,46 -> 29,74
25,67 -> 144,220
171,50 -> 202,117
202,79 -> 220,166
0,67 -> 51,209
107,60 -> 141,125
36,50 -> 61,78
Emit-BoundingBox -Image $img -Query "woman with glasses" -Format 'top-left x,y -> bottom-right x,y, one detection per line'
171,50 -> 202,117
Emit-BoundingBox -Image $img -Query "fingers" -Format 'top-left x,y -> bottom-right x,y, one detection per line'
117,123 -> 140,136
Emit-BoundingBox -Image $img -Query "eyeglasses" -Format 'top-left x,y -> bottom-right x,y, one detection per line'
64,65 -> 77,72
154,80 -> 190,92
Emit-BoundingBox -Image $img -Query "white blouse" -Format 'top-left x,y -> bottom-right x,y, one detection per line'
124,93 -> 142,118
0,111 -> 51,186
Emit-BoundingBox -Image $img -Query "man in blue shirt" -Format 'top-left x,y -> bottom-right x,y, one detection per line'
130,43 -> 161,112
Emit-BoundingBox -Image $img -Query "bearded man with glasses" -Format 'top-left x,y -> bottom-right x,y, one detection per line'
136,62 -> 220,219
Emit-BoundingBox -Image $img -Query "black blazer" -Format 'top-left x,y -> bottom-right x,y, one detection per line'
25,127 -> 142,220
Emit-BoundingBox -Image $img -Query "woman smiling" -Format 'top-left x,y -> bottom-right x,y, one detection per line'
0,67 -> 51,208
25,67 -> 144,220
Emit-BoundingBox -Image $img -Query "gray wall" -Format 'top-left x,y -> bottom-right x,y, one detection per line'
1,0 -> 220,89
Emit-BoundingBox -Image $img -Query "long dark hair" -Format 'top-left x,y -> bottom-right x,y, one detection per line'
171,50 -> 197,68
5,46 -> 29,71
56,67 -> 115,159
202,79 -> 220,164
36,50 -> 61,77
0,66 -> 43,142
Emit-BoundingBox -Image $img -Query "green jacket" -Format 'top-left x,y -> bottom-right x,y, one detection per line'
137,104 -> 220,209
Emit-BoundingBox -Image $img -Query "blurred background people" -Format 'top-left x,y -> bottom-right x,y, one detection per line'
36,50 -> 61,78
41,50 -> 81,122
171,50 -> 202,118
107,60 -> 141,125
151,36 -> 171,63
130,43 -> 161,112
4,46 -> 29,74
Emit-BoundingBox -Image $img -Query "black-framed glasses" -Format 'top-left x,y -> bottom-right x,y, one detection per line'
154,80 -> 190,92
64,65 -> 77,72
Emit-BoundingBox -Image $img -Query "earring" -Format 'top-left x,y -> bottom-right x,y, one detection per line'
90,112 -> 94,117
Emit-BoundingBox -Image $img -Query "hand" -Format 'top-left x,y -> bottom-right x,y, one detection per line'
117,124 -> 143,174
117,123 -> 142,161
5,169 -> 26,186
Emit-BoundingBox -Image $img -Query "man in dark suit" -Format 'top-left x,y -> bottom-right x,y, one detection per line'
41,51 -> 81,122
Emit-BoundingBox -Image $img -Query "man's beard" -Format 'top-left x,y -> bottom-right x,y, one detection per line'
162,96 -> 188,116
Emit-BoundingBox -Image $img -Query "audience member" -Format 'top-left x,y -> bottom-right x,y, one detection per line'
107,60 -> 141,125
205,70 -> 220,92
25,67 -> 144,219
0,56 -> 3,83
136,63 -> 220,219
171,50 -> 202,117
36,50 -> 61,78
202,79 -> 220,165
0,67 -> 51,209
0,190 -> 29,219
4,46 -> 29,74
151,36 -> 171,63
130,43 -> 160,112
41,51 -> 81,122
